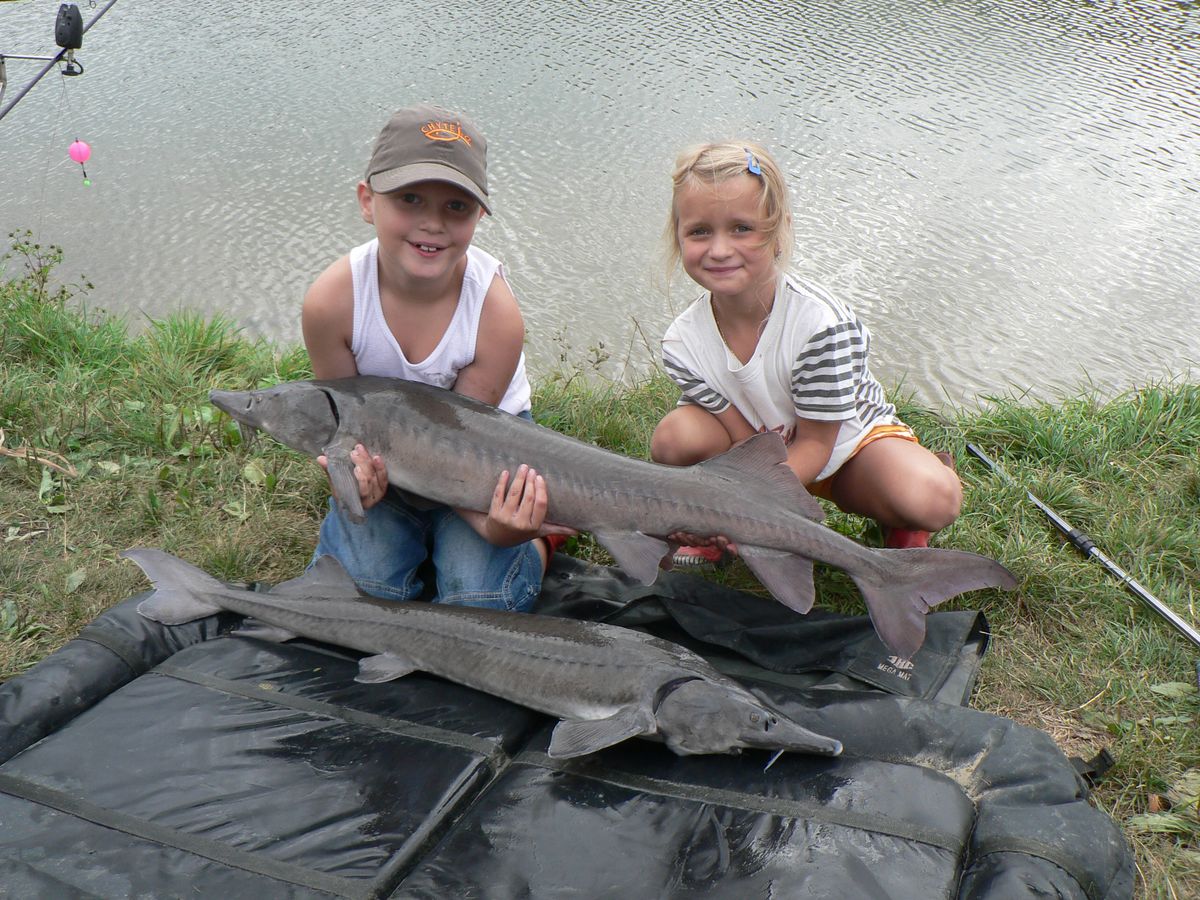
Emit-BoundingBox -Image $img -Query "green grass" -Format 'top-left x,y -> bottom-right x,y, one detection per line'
2,233 -> 1198,895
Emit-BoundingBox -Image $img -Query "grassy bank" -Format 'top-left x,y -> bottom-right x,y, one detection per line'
2,236 -> 1198,895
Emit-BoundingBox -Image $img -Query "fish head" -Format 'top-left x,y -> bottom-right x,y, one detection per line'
210,382 -> 339,456
655,678 -> 842,758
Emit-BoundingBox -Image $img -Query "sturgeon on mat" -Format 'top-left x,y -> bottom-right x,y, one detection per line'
123,548 -> 843,759
210,376 -> 1016,658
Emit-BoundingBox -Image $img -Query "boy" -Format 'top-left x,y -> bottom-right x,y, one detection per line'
301,103 -> 567,610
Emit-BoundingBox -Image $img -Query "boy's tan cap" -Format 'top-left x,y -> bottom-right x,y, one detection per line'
365,103 -> 490,213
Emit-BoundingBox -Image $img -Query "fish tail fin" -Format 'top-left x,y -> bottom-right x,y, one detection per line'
121,548 -> 228,624
851,548 -> 1017,659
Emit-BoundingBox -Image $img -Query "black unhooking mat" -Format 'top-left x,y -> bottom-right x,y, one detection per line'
0,556 -> 1133,899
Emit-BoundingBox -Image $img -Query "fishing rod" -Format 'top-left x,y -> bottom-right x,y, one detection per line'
965,442 -> 1200,652
0,1 -> 120,124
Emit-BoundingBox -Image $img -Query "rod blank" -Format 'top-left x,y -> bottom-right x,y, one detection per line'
966,442 -> 1200,651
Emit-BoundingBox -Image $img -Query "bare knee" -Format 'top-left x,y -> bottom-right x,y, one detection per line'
832,442 -> 963,531
914,467 -> 962,531
651,406 -> 731,466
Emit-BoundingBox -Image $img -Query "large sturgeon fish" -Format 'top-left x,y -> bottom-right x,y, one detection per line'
210,376 -> 1016,658
123,548 -> 843,759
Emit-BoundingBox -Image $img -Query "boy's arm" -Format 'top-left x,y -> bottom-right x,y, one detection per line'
451,273 -> 524,405
301,257 -> 359,379
449,274 -> 559,545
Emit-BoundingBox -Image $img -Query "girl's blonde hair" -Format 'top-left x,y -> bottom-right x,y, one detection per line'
664,140 -> 794,274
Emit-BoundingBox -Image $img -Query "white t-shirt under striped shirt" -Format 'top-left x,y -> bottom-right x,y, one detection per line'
661,274 -> 901,482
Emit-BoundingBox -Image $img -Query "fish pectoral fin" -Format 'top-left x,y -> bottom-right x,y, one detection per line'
324,448 -> 366,524
737,545 -> 817,614
548,706 -> 657,759
593,531 -> 671,585
354,652 -> 419,683
232,620 -> 299,643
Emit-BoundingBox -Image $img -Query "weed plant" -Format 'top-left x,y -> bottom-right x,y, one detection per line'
1,234 -> 1197,895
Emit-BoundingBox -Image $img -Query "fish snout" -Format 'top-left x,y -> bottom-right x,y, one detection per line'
209,389 -> 251,419
745,713 -> 843,758
209,389 -> 260,445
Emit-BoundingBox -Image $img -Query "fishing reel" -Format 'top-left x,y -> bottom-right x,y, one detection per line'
0,2 -> 101,121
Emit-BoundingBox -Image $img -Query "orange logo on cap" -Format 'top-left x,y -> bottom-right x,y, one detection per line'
421,121 -> 472,146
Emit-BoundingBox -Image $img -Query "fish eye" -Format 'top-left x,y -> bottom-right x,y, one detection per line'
750,712 -> 760,724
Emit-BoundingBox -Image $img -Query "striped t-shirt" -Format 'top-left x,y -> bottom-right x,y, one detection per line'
661,275 -> 901,482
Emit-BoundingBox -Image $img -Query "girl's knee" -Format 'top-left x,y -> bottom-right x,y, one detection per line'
838,456 -> 962,531
650,418 -> 690,465
650,406 -> 729,466
914,467 -> 962,530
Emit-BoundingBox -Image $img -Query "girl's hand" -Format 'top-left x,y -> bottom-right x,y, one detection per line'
318,443 -> 389,510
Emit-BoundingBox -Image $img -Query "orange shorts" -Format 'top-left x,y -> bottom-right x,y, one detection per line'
806,424 -> 919,500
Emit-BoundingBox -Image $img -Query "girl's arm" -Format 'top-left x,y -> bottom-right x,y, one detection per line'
784,418 -> 841,486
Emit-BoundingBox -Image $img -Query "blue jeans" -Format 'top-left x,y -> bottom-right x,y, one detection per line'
310,411 -> 543,611
311,495 -> 543,610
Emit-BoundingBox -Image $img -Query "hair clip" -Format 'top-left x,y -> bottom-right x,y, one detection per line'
744,148 -> 762,176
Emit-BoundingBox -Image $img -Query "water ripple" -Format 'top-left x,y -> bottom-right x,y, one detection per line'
0,0 -> 1195,406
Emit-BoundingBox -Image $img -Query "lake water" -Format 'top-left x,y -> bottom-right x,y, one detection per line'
1,0 -> 1197,408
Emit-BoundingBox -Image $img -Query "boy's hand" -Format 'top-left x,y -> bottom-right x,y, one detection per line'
317,443 -> 389,510
482,464 -> 576,547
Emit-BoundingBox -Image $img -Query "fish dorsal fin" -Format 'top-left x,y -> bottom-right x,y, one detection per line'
269,554 -> 364,601
547,706 -> 658,759
697,433 -> 824,522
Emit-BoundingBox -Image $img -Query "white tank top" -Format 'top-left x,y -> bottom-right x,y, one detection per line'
348,239 -> 532,415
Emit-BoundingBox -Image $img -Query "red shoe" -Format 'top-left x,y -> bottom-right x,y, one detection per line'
883,527 -> 930,549
542,534 -> 570,555
671,544 -> 735,568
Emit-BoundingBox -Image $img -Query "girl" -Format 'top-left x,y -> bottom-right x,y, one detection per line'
651,141 -> 961,561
